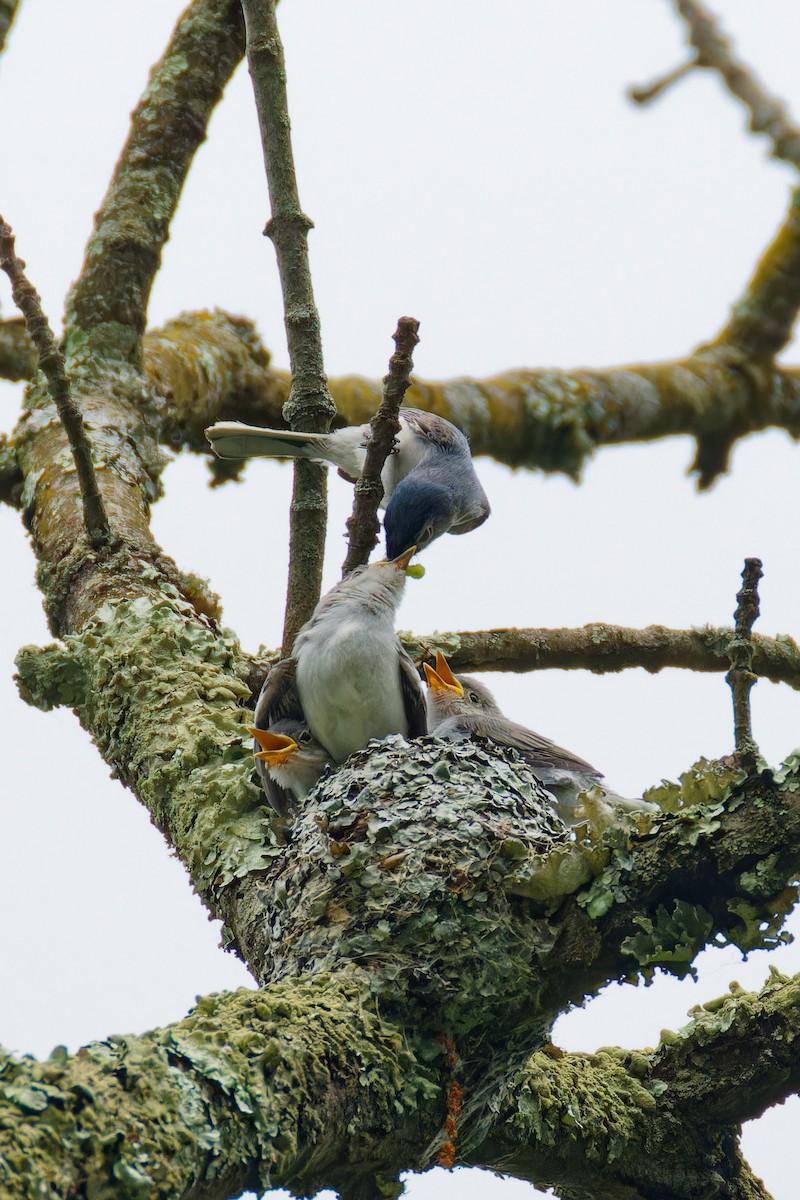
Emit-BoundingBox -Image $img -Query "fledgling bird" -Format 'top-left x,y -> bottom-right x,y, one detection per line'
250,717 -> 332,817
204,408 -> 490,558
256,548 -> 427,770
424,652 -> 655,824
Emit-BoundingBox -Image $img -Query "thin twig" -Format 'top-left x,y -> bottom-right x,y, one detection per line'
675,0 -> 800,169
241,0 -> 337,653
341,317 -> 420,575
0,219 -> 111,548
628,57 -> 698,106
726,557 -> 763,764
242,619 -> 800,701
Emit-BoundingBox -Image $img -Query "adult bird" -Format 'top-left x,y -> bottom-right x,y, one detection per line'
205,408 -> 490,558
250,717 -> 332,817
424,651 -> 654,824
255,548 -> 427,774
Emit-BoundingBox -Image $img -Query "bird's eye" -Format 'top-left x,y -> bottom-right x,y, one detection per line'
298,730 -> 312,744
468,691 -> 480,704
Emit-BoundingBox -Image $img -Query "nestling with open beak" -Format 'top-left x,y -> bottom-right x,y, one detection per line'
424,652 -> 655,824
250,718 -> 332,817
205,408 -> 490,558
255,548 -> 427,775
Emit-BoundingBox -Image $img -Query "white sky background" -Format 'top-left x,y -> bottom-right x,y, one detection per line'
1,1 -> 800,1196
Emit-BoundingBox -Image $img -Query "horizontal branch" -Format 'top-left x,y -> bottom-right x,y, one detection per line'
464,974 -> 798,1198
240,622 -> 800,703
0,976 -> 440,1200
6,312 -> 800,499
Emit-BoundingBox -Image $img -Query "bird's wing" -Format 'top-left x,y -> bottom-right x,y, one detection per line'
253,658 -> 302,727
398,648 -> 428,737
253,660 -> 303,816
401,408 -> 470,454
497,718 -> 603,779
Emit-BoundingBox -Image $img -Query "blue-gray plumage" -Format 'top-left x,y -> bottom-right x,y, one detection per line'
204,407 -> 490,557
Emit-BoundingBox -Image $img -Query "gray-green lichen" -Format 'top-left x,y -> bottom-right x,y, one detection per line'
255,736 -> 607,1041
0,980 -> 440,1199
15,587 -> 274,903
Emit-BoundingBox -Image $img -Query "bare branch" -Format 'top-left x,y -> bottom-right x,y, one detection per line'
63,0 -> 245,366
628,56 -> 698,105
660,0 -> 800,358
242,621 -> 800,705
342,317 -> 419,575
241,0 -> 337,653
0,219 -> 111,547
726,557 -> 763,764
675,0 -> 800,169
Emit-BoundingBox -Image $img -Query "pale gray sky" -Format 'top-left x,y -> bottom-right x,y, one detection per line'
2,3 -> 800,1196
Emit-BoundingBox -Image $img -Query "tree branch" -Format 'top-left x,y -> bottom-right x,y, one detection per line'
241,0 -> 337,653
663,0 -> 800,359
244,621 -> 800,702
342,316 -> 419,575
62,0 -> 245,366
0,976 -> 440,1200
463,975 -> 798,1198
0,0 -> 19,57
726,557 -> 763,763
0,219 -> 111,548
8,314 -> 800,495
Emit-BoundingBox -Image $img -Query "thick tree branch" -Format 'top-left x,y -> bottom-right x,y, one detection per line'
0,220 -> 111,548
463,975 -> 798,1198
8,315 -> 800,497
342,316 -> 419,575
62,0 -> 244,367
142,320 -> 800,488
241,0 -> 336,652
0,977 -> 440,1200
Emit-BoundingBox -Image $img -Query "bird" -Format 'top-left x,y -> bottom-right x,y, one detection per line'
254,548 -> 427,774
204,408 -> 490,558
250,717 -> 332,817
423,651 -> 655,824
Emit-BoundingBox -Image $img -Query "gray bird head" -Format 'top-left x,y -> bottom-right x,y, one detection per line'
423,651 -> 500,722
384,475 -> 459,559
337,546 -> 417,610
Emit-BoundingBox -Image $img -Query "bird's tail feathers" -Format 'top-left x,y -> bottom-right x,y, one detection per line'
205,422 -> 330,461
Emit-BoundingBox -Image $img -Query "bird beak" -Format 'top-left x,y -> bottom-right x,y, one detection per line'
392,545 -> 418,571
434,651 -> 463,690
249,728 -> 299,765
423,661 -> 464,697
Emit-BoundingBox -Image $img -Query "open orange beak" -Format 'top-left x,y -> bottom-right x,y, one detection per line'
249,728 -> 298,766
423,653 -> 464,697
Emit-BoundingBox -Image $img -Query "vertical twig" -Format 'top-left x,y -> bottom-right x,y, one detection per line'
241,0 -> 337,653
0,219 -> 111,548
726,557 -> 763,766
341,317 -> 420,576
